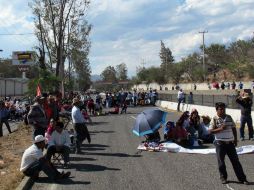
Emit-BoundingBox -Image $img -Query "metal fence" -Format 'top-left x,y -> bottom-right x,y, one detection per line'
157,93 -> 252,110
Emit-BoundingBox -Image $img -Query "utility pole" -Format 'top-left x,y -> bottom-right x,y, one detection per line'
141,58 -> 146,69
199,30 -> 208,81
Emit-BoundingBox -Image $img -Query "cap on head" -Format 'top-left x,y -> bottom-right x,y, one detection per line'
34,135 -> 45,143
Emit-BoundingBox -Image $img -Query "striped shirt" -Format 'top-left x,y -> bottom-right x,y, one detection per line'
209,114 -> 235,141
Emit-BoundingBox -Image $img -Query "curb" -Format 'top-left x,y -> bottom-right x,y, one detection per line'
16,176 -> 34,190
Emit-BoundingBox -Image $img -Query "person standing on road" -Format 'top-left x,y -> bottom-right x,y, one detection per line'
177,89 -> 184,112
236,92 -> 253,141
209,102 -> 249,185
27,96 -> 48,139
71,98 -> 91,154
0,101 -> 12,137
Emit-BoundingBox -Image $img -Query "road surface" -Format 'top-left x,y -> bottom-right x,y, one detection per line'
31,106 -> 254,190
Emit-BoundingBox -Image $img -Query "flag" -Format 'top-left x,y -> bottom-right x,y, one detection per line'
36,84 -> 42,96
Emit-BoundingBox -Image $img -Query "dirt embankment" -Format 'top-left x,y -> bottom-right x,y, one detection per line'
0,125 -> 32,190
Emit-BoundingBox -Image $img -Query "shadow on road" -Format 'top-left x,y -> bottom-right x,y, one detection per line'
83,144 -> 110,148
86,152 -> 142,158
35,177 -> 91,185
89,121 -> 109,125
90,130 -> 115,134
69,156 -> 97,162
71,163 -> 120,172
81,147 -> 106,151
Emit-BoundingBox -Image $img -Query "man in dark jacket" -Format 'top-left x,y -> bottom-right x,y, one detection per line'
0,101 -> 11,136
27,96 -> 48,139
236,92 -> 253,141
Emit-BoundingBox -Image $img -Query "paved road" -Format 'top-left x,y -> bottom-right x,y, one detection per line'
31,106 -> 254,190
1,120 -> 20,136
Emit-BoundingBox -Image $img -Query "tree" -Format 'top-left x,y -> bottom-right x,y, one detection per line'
116,63 -> 128,81
168,63 -> 184,84
204,43 -> 227,77
227,40 -> 252,79
29,0 -> 91,82
159,40 -> 174,82
180,53 -> 203,82
100,66 -> 117,82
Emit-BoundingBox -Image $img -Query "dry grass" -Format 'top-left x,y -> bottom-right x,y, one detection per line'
0,124 -> 32,190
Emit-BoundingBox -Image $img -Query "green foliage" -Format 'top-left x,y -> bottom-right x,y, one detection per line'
160,40 -> 174,80
116,63 -> 128,80
135,67 -> 166,84
226,40 -> 252,79
27,69 -> 60,95
100,66 -> 117,82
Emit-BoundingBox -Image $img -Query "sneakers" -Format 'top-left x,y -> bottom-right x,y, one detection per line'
221,179 -> 228,184
239,180 -> 249,185
240,137 -> 244,141
249,138 -> 254,141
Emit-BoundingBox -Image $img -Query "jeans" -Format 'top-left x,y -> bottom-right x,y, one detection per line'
177,99 -> 183,112
239,115 -> 253,139
23,158 -> 60,180
215,141 -> 246,181
0,119 -> 12,137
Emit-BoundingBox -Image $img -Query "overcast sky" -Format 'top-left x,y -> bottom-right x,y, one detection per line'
0,0 -> 254,77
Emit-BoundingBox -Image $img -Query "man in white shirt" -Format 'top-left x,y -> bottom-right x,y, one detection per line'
46,122 -> 71,167
177,89 -> 184,112
72,98 -> 91,154
20,135 -> 71,180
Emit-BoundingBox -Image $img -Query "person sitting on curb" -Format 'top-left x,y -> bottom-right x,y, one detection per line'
20,135 -> 71,181
46,122 -> 71,168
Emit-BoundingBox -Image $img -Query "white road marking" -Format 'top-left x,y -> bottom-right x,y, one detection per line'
130,116 -> 136,120
50,183 -> 58,190
226,184 -> 235,190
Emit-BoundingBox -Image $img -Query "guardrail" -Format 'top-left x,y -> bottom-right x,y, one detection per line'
157,93 -> 252,110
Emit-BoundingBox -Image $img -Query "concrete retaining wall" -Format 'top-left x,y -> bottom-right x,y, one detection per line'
0,78 -> 28,97
157,100 -> 254,124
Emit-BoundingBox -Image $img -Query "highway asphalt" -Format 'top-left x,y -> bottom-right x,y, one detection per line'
31,106 -> 254,190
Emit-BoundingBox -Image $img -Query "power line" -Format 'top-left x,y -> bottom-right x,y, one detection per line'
0,33 -> 34,35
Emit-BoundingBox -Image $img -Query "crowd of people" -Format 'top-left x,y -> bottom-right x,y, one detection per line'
16,88 -> 159,181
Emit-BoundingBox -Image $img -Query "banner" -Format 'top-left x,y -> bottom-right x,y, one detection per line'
137,142 -> 254,155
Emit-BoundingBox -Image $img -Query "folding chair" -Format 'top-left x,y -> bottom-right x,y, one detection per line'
52,152 -> 64,166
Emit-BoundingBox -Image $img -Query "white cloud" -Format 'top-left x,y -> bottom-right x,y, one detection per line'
1,0 -> 254,77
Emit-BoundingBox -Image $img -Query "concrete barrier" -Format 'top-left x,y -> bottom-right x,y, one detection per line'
156,100 -> 254,123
